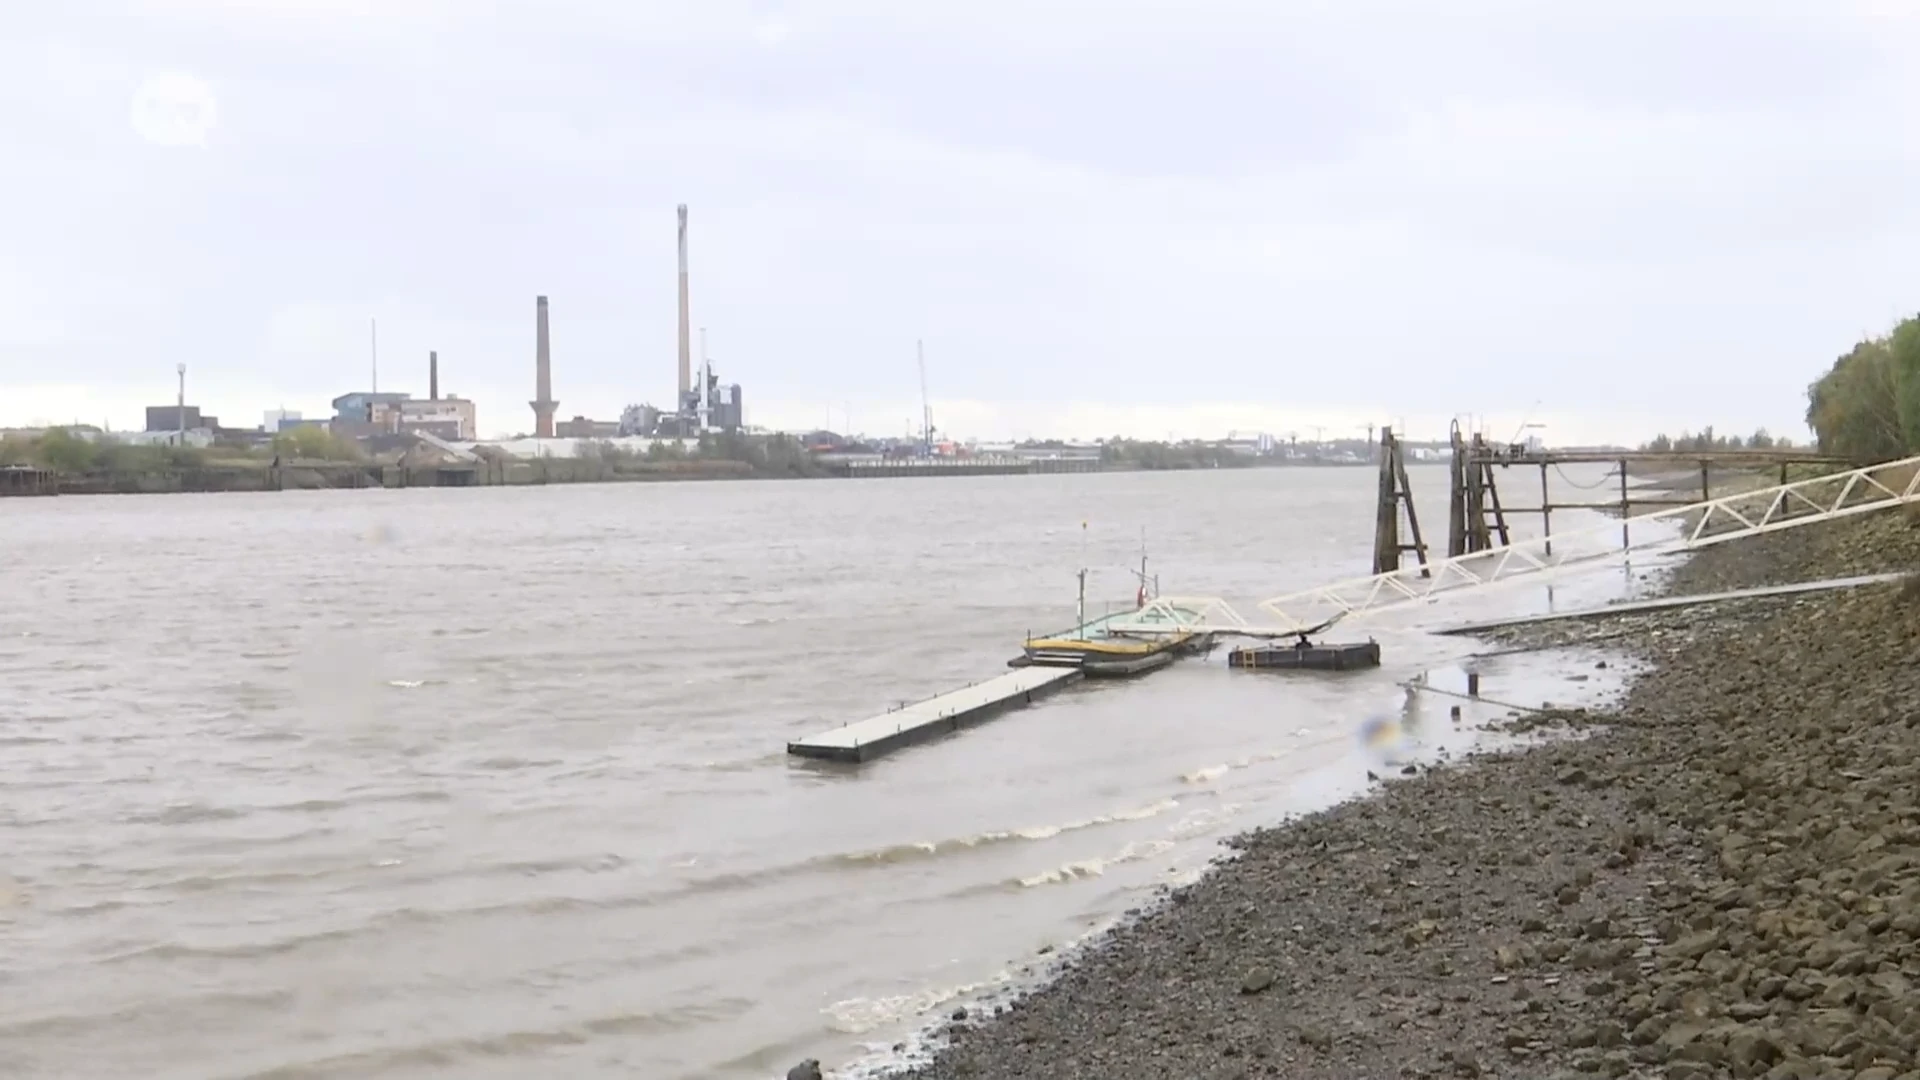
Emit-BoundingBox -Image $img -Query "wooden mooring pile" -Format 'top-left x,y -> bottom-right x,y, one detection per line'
1370,424 -> 1851,575
0,465 -> 58,496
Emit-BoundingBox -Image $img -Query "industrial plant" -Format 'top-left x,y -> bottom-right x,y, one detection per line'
613,204 -> 745,438
526,203 -> 747,441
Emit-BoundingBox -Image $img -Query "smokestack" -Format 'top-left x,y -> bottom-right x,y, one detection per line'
429,350 -> 439,401
677,204 -> 692,402
529,295 -> 558,438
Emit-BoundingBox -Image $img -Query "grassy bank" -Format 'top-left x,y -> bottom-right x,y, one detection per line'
879,509 -> 1920,1080
0,428 -> 817,494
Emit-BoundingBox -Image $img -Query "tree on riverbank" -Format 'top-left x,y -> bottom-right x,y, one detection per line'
1807,329 -> 1911,460
577,432 -> 828,478
0,428 -> 208,475
271,426 -> 363,461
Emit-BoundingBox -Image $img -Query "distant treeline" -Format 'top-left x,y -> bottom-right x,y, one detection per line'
1097,439 -> 1259,470
0,426 -> 829,481
0,425 -> 365,475
1638,428 -> 1793,453
578,431 -> 829,478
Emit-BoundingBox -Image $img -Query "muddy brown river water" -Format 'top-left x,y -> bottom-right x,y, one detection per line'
0,465 -> 1668,1079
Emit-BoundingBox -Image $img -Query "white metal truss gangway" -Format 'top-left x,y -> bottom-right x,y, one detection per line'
1106,453 -> 1920,638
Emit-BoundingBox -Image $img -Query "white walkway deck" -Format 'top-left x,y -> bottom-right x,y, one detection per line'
787,666 -> 1083,764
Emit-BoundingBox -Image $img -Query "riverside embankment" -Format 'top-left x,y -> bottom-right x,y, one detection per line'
893,510 -> 1920,1080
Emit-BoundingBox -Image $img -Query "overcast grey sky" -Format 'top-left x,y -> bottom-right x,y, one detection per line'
5,2 -> 1920,443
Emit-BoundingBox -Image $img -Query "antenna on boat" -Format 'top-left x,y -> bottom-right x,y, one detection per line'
1077,520 -> 1088,630
1135,526 -> 1150,609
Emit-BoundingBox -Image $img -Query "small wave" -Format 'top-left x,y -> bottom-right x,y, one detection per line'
1159,865 -> 1207,888
491,854 -> 626,876
386,679 -> 425,689
699,752 -> 789,773
229,729 -> 303,744
826,971 -> 1019,1036
260,796 -> 1187,923
232,998 -> 755,1077
104,922 -> 369,964
126,803 -> 247,826
837,798 -> 1180,865
468,756 -> 562,771
0,988 -> 296,1040
1016,839 -> 1176,888
1166,802 -> 1244,839
832,922 -> 1117,1077
1181,765 -> 1229,784
269,798 -> 348,813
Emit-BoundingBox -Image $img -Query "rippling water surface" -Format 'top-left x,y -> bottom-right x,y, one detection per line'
0,466 -> 1663,1079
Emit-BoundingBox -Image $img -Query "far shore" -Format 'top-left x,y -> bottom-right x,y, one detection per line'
3,453 -> 1393,498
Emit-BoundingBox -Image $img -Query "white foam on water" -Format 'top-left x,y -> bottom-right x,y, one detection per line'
824,969 -> 1017,1035
836,797 -> 1181,865
1016,839 -> 1176,888
828,921 -> 1118,1078
1166,802 -> 1244,839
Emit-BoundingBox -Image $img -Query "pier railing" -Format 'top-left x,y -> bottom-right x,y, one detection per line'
1106,453 -> 1920,636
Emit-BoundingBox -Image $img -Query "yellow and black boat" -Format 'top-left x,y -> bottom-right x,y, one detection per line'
1015,622 -> 1196,676
1009,554 -> 1213,677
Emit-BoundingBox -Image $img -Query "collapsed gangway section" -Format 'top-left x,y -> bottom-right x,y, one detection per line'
1102,451 -> 1920,637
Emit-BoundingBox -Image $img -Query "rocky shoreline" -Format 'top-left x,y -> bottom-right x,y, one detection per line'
865,510 -> 1920,1080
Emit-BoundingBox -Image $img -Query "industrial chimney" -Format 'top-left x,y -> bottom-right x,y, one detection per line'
677,204 -> 692,403
530,295 -> 558,438
429,350 -> 439,401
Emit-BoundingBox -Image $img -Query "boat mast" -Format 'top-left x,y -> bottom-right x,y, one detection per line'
1077,520 -> 1089,629
1136,527 -> 1150,608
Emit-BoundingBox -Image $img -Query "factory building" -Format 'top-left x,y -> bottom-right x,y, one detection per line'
329,391 -> 409,438
396,397 -> 477,440
617,404 -> 661,437
145,405 -> 215,432
329,351 -> 477,441
556,415 -> 621,438
331,394 -> 476,440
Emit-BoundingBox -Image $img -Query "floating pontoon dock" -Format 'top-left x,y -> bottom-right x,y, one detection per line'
787,666 -> 1084,764
1230,639 -> 1381,671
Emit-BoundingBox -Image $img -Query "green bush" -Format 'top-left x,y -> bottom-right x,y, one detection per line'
272,427 -> 363,461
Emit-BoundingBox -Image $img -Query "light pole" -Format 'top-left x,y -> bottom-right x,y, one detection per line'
176,363 -> 186,445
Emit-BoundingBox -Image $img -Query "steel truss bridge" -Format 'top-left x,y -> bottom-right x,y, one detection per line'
1105,453 -> 1920,638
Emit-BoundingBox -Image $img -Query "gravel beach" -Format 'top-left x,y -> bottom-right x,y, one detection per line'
881,509 -> 1920,1080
